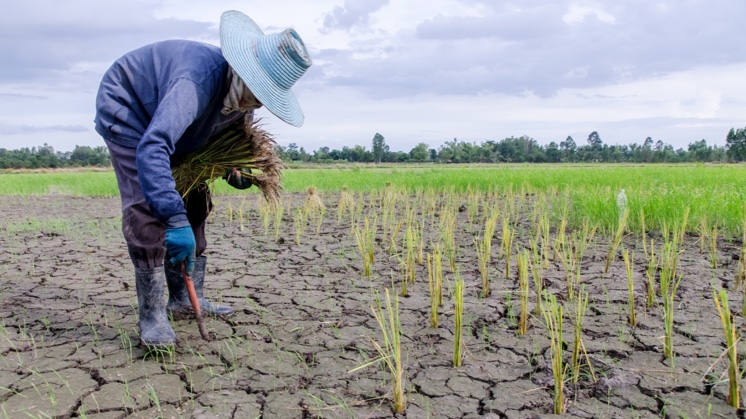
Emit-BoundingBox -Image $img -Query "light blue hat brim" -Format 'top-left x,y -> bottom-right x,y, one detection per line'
220,10 -> 304,127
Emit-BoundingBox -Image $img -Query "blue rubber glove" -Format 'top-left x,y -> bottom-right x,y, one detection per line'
165,226 -> 196,275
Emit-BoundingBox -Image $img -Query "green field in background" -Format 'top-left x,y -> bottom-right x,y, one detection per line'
1,164 -> 744,235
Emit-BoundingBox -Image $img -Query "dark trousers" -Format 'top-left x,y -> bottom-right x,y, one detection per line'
105,139 -> 211,270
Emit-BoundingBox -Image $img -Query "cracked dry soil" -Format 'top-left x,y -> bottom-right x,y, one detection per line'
0,193 -> 743,418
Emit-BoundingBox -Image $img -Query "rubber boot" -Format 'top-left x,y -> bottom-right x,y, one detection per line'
165,255 -> 234,318
135,267 -> 176,347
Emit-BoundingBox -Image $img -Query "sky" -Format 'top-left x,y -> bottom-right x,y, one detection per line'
1,0 -> 745,153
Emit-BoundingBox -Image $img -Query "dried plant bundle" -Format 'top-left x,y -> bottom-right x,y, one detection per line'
172,114 -> 283,204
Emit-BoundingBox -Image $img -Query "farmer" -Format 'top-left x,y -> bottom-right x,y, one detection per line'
94,10 -> 311,347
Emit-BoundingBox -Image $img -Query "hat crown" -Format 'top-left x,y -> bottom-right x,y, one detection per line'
220,10 -> 309,126
256,29 -> 311,90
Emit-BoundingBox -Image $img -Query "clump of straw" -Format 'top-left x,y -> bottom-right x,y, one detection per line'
172,114 -> 283,204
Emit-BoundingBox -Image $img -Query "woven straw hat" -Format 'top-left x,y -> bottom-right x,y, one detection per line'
220,10 -> 311,127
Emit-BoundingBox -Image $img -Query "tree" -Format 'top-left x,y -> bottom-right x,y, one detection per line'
546,141 -> 561,163
726,127 -> 746,162
371,133 -> 389,164
688,139 -> 712,162
560,136 -> 576,162
640,137 -> 654,162
587,131 -> 603,147
409,143 -> 430,162
70,146 -> 109,166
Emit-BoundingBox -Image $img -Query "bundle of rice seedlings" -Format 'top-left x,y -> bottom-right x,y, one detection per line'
172,114 -> 283,204
305,186 -> 326,213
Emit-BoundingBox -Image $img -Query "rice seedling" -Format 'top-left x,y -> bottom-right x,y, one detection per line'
304,187 -> 326,235
352,191 -> 365,230
736,221 -> 746,292
226,201 -> 234,226
530,238 -> 544,316
517,250 -> 530,335
623,249 -> 637,327
259,197 -> 272,236
273,202 -> 284,242
118,326 -> 134,362
403,226 -> 417,284
427,254 -> 440,327
660,232 -> 682,363
698,214 -> 709,254
640,208 -> 648,258
440,208 -> 458,272
645,239 -> 657,310
501,218 -> 516,279
337,187 -> 355,224
709,224 -> 719,271
529,192 -> 546,236
415,218 -> 426,265
482,191 -> 498,223
433,243 -> 445,302
453,268 -> 464,367
475,210 -> 499,297
571,285 -> 589,384
387,221 -> 404,254
713,289 -> 740,409
539,215 -> 552,269
465,187 -> 478,225
679,207 -> 690,245
574,219 -> 597,262
354,217 -> 376,277
542,292 -> 566,414
424,192 -> 439,230
380,185 -> 399,243
238,200 -> 246,231
551,204 -> 569,263
349,288 -> 406,413
293,207 -> 307,245
516,185 -> 529,215
604,208 -> 629,273
143,383 -> 161,410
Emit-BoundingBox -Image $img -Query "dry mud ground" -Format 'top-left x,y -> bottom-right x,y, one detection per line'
0,194 -> 744,419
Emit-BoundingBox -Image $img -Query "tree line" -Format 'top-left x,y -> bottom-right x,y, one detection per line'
0,144 -> 110,169
280,127 -> 746,164
2,127 -> 745,169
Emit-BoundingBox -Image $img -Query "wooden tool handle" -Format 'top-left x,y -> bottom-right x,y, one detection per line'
182,263 -> 212,341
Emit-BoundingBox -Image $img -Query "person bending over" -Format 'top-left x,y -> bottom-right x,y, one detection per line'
94,10 -> 311,347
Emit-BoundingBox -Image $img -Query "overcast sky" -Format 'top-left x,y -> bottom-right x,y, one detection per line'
1,0 -> 745,152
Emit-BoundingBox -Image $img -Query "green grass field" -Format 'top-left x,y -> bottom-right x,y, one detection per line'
1,164 -> 744,236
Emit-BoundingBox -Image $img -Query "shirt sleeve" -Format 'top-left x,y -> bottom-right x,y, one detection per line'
136,78 -> 210,225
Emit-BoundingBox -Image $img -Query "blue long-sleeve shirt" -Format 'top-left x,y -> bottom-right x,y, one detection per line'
94,40 -> 244,226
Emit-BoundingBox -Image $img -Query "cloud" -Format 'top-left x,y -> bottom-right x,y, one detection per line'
0,1 -> 213,84
416,6 -> 566,41
0,124 -> 89,135
1,0 -> 744,153
0,92 -> 48,100
309,1 -> 746,100
562,3 -> 616,24
322,0 -> 390,31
